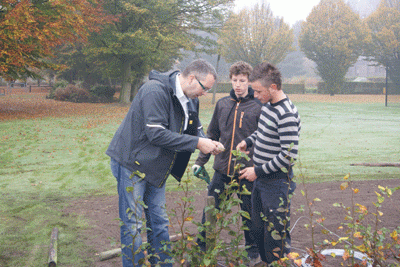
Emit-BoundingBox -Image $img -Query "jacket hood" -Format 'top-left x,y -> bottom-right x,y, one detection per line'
149,70 -> 180,95
225,86 -> 257,127
229,86 -> 256,102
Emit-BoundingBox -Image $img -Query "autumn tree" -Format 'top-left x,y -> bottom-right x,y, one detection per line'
299,0 -> 366,95
364,0 -> 400,88
0,0 -> 112,81
219,1 -> 294,67
80,0 -> 233,104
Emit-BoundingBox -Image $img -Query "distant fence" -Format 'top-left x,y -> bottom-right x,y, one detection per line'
28,85 -> 52,93
317,82 -> 400,95
0,84 -> 52,95
214,83 -> 306,94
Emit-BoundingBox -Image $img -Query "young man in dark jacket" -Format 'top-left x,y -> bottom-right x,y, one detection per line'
192,61 -> 262,262
106,59 -> 224,267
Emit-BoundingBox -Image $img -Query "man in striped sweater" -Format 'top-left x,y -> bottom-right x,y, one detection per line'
237,62 -> 301,265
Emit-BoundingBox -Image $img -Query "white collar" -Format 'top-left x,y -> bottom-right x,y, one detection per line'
176,74 -> 189,105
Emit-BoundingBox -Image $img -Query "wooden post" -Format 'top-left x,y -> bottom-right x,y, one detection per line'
48,227 -> 59,267
99,248 -> 121,261
205,196 -> 216,251
98,233 -> 193,261
205,196 -> 216,225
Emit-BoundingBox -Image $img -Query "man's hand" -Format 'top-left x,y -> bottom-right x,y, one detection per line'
197,138 -> 224,155
236,140 -> 249,155
239,167 -> 257,182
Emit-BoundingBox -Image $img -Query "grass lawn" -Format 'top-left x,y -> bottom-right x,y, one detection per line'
0,93 -> 399,266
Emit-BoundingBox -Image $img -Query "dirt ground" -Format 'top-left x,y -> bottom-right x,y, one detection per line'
2,91 -> 399,266
63,179 -> 400,267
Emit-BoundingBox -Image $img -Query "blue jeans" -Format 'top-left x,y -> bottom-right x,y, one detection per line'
251,175 -> 296,264
110,158 -> 172,267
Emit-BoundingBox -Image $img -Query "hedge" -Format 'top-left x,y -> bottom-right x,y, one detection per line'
213,83 -> 306,94
317,82 -> 400,95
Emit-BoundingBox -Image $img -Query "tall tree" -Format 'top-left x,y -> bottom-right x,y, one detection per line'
299,0 -> 366,95
0,0 -> 112,81
83,0 -> 233,104
278,21 -> 309,79
218,1 -> 294,67
364,0 -> 400,87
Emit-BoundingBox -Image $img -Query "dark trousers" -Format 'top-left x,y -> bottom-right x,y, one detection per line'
251,175 -> 296,264
197,171 -> 258,255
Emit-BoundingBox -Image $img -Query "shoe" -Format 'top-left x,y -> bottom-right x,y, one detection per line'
246,253 -> 260,267
247,251 -> 259,260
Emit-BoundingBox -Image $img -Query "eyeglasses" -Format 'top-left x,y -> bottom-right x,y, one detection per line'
195,77 -> 211,93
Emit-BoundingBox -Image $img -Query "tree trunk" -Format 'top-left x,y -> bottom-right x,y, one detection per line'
130,73 -> 143,100
212,54 -> 221,105
119,60 -> 132,104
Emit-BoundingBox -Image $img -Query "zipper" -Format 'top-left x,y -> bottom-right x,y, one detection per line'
160,100 -> 186,187
227,101 -> 240,176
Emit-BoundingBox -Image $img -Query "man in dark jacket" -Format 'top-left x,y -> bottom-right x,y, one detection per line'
192,61 -> 262,262
106,59 -> 224,267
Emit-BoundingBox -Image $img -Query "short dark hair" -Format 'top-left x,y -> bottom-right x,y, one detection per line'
249,62 -> 282,90
182,59 -> 217,80
229,61 -> 253,79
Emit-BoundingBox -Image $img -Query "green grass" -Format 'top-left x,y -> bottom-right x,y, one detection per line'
295,102 -> 400,182
0,98 -> 399,266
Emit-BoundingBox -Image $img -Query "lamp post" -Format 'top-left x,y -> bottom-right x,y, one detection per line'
385,63 -> 388,107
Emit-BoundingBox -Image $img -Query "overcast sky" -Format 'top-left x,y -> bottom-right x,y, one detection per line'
234,0 -> 321,26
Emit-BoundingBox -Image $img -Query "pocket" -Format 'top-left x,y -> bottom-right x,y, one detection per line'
110,158 -> 120,179
129,142 -> 150,162
239,111 -> 244,128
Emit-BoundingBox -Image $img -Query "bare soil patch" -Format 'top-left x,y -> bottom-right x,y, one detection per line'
64,179 -> 400,267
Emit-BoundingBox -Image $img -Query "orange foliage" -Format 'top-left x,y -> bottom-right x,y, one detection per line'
0,0 -> 115,80
0,90 -> 128,122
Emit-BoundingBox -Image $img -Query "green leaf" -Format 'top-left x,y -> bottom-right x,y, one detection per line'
271,230 -> 282,240
276,207 -> 286,213
125,186 -> 134,193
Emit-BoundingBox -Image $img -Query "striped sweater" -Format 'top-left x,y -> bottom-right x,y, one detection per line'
244,97 -> 301,178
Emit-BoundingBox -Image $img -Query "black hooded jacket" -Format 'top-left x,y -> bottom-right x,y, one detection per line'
106,70 -> 204,187
195,88 -> 262,176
